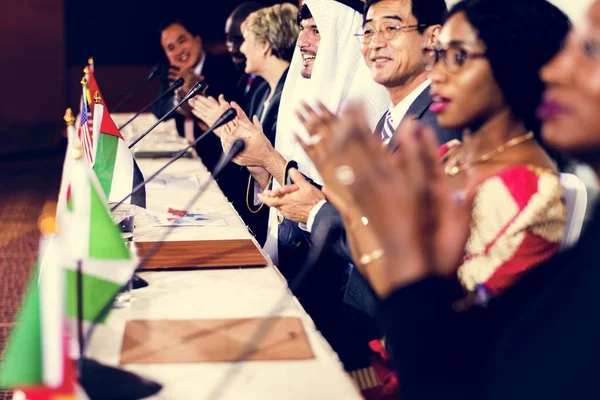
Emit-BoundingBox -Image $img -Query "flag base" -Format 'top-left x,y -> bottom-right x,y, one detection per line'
80,358 -> 162,399
132,274 -> 149,290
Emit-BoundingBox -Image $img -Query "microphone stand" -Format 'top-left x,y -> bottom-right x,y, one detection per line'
112,64 -> 161,113
111,108 -> 237,211
78,141 -> 246,400
118,78 -> 184,131
205,217 -> 335,400
128,80 -> 207,149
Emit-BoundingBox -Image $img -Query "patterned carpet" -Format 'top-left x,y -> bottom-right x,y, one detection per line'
0,146 -> 64,400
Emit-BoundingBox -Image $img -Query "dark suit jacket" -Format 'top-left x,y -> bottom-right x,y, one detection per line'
151,52 -> 238,173
234,73 -> 268,115
232,68 -> 289,245
312,86 -> 462,318
380,203 -> 600,400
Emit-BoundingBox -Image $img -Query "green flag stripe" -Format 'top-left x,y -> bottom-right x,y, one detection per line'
93,133 -> 119,198
0,269 -> 43,387
88,179 -> 129,260
65,269 -> 122,323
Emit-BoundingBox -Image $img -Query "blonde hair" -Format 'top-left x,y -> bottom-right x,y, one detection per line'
242,3 -> 300,62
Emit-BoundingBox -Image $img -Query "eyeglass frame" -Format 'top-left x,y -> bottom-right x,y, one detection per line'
422,44 -> 487,74
354,23 -> 427,44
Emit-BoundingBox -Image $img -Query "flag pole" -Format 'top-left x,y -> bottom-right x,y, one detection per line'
67,123 -> 162,400
69,136 -> 87,361
76,259 -> 84,359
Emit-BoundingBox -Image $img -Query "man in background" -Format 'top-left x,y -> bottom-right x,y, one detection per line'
224,2 -> 269,113
152,18 -> 237,173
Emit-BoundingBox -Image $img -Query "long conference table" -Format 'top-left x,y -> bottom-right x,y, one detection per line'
84,114 -> 363,399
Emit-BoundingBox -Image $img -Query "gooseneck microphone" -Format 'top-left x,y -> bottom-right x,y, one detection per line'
111,107 -> 238,211
79,140 -> 245,400
128,80 -> 208,149
205,216 -> 335,400
112,63 -> 162,113
86,139 -> 246,349
118,77 -> 184,131
77,139 -> 245,400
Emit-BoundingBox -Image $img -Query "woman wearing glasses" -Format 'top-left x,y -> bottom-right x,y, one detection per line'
294,0 -> 571,397
419,0 -> 571,302
295,0 -> 600,397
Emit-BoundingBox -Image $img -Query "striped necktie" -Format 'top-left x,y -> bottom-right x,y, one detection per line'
381,110 -> 395,144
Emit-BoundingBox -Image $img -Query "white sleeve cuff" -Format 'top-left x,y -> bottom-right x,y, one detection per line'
300,200 -> 328,233
253,180 -> 264,207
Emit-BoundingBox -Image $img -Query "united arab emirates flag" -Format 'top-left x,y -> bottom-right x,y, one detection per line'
92,101 -> 146,208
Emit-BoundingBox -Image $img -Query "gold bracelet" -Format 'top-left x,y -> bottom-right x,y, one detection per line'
348,216 -> 369,232
358,249 -> 385,266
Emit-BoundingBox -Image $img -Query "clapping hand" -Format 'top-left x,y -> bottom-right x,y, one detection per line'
257,168 -> 326,224
218,101 -> 276,168
294,101 -> 360,219
190,94 -> 226,130
297,101 -> 473,297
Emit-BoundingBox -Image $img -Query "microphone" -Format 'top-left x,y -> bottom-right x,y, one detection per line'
112,63 -> 162,113
79,140 -> 245,399
205,216 -> 335,399
213,137 -> 245,174
147,64 -> 162,80
111,107 -> 237,211
86,139 -> 246,346
118,77 -> 184,131
128,80 -> 208,149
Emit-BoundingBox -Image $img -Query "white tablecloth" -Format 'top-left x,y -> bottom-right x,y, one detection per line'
87,115 -> 361,399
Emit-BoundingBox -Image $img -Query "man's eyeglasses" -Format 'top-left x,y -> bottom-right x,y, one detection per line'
355,22 -> 426,44
422,46 -> 486,74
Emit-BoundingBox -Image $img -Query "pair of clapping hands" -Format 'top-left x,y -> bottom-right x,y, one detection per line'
295,102 -> 474,296
191,95 -> 472,297
292,102 -> 473,296
189,95 -> 275,169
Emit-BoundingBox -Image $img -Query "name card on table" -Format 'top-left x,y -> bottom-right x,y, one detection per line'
135,239 -> 269,270
120,317 -> 315,364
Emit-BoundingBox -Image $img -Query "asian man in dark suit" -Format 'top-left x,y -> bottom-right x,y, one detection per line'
152,18 -> 238,174
258,0 -> 461,370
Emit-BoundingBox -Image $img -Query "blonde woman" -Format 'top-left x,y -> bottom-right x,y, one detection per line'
191,3 -> 299,244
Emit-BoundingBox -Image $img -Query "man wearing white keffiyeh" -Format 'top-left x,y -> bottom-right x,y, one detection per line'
218,0 -> 389,265
213,0 -> 388,355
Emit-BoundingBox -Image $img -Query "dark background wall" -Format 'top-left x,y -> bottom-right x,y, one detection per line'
0,0 -> 294,156
0,0 -> 66,155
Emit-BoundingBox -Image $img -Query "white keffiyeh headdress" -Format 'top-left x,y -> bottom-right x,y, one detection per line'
275,0 -> 389,185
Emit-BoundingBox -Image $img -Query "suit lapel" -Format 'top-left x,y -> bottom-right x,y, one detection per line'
401,84 -> 433,122
373,112 -> 387,138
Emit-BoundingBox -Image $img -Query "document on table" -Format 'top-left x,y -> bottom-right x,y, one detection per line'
146,206 -> 227,227
146,174 -> 200,190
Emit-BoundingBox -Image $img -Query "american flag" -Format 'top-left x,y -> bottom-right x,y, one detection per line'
78,89 -> 94,164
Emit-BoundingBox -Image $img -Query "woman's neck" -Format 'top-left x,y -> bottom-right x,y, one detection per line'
461,108 -> 529,163
258,58 -> 289,98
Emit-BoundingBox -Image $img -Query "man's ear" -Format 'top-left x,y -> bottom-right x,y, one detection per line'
424,25 -> 442,47
195,35 -> 203,51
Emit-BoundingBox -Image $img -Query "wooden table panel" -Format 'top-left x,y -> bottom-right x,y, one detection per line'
120,317 -> 315,364
135,239 -> 268,270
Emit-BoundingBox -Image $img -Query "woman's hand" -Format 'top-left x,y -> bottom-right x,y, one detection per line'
298,101 -> 472,297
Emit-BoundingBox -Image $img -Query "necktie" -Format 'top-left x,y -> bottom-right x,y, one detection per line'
381,110 -> 395,144
245,74 -> 255,95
